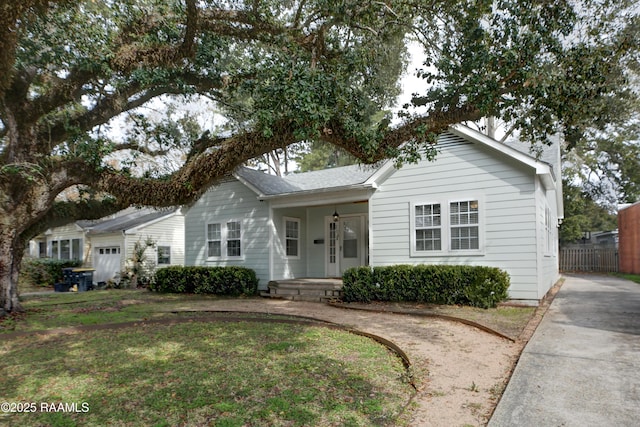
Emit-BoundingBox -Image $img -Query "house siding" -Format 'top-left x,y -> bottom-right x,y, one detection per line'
125,212 -> 186,270
370,133 -> 541,300
184,179 -> 270,288
271,207 -> 307,280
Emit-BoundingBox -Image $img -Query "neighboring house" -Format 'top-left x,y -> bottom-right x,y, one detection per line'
619,202 -> 640,274
29,207 -> 185,284
185,125 -> 563,302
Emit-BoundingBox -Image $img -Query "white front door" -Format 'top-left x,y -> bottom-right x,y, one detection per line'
325,215 -> 366,277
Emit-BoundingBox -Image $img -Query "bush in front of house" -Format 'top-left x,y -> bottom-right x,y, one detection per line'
341,265 -> 510,308
20,258 -> 82,287
150,266 -> 259,296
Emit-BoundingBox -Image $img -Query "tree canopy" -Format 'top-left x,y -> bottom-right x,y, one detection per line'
1,0 -> 639,314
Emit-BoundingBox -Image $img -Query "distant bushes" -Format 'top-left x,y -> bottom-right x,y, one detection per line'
150,266 -> 259,296
20,258 -> 83,287
342,265 -> 510,308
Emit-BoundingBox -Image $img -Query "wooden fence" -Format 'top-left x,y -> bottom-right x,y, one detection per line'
560,248 -> 619,272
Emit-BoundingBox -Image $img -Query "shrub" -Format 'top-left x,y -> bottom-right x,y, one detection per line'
150,266 -> 259,296
20,258 -> 83,287
342,264 -> 510,308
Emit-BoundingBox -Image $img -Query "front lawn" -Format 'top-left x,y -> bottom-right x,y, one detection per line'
1,319 -> 413,426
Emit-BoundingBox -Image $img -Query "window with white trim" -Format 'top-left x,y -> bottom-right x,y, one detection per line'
207,221 -> 242,259
284,218 -> 300,258
450,200 -> 479,250
158,246 -> 171,264
207,223 -> 222,257
414,204 -> 442,251
226,221 -> 242,257
411,198 -> 482,255
50,238 -> 83,260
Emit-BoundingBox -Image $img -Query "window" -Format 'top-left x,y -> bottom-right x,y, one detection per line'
51,241 -> 59,259
415,204 -> 442,251
60,240 -> 71,260
38,242 -> 47,258
450,200 -> 479,250
284,218 -> 300,258
207,223 -> 222,257
207,221 -> 242,259
227,221 -> 242,257
411,198 -> 482,255
158,246 -> 171,264
72,238 -> 82,261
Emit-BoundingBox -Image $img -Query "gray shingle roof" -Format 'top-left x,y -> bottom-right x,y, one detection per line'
236,164 -> 379,196
81,207 -> 178,234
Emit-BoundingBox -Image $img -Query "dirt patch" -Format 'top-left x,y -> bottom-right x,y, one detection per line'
164,284 -> 560,427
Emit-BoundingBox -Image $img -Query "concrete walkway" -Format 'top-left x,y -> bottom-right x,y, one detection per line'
489,274 -> 640,427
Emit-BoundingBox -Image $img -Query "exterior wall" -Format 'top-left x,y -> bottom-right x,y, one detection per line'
619,203 -> 640,274
126,212 -> 185,271
370,133 -> 542,300
36,224 -> 89,262
535,177 -> 561,298
305,203 -> 369,278
184,179 -> 270,288
271,206 -> 307,280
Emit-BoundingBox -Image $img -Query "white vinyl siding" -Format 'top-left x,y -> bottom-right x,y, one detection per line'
185,179 -> 270,288
371,132 -> 541,300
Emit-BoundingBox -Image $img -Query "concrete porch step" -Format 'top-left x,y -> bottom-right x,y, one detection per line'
262,278 -> 343,302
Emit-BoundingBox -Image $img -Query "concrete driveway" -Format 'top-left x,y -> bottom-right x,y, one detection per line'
489,274 -> 640,426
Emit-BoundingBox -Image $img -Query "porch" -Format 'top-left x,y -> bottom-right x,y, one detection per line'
261,278 -> 343,302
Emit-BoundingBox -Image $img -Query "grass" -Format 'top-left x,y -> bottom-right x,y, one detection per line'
612,272 -> 640,285
1,291 -> 414,426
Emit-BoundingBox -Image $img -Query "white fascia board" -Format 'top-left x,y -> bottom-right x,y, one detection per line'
233,172 -> 266,197
123,211 -> 177,235
266,187 -> 375,209
449,124 -> 556,190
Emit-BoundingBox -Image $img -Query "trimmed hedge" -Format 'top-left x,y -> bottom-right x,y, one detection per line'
150,266 -> 259,296
342,265 -> 510,308
21,258 -> 82,287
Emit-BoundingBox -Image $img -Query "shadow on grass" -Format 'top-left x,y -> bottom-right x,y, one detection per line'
1,320 -> 412,427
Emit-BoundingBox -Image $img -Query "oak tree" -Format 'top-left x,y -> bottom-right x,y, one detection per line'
1,0 -> 637,314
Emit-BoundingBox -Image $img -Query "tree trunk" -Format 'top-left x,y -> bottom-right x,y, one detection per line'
0,225 -> 24,316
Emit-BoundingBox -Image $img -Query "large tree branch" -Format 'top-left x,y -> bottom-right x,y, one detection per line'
96,120 -> 301,206
322,104 -> 484,162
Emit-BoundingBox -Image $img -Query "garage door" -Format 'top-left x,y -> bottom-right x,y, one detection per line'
94,246 -> 121,283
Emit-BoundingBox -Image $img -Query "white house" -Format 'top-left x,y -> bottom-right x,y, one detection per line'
29,207 -> 185,284
184,125 -> 563,302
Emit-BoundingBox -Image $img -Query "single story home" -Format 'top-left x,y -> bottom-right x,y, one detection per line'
29,207 -> 185,283
184,125 -> 563,303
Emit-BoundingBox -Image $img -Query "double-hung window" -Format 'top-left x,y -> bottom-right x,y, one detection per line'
449,200 -> 479,250
414,204 -> 442,251
207,221 -> 242,259
226,221 -> 242,257
412,199 -> 482,255
284,218 -> 300,258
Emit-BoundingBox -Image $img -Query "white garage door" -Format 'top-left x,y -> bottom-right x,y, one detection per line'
94,246 -> 121,283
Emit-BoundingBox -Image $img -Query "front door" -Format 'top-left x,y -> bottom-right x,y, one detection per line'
326,215 -> 366,276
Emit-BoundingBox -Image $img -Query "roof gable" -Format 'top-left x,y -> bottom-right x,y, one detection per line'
84,207 -> 179,234
234,164 -> 379,197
